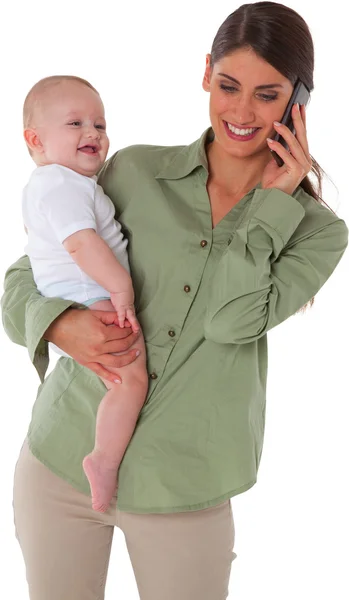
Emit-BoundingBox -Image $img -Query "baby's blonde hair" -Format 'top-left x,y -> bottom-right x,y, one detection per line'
23,75 -> 99,129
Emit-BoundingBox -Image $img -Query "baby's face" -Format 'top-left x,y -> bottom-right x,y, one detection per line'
32,81 -> 109,177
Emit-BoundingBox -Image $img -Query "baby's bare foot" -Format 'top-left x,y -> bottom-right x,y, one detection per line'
83,452 -> 118,513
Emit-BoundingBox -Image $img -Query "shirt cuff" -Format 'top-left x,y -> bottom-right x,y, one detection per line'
26,297 -> 84,382
250,188 -> 306,245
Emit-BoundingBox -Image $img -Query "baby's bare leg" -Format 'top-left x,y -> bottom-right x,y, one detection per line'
82,300 -> 148,513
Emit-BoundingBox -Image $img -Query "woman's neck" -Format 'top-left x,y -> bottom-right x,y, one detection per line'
206,138 -> 271,195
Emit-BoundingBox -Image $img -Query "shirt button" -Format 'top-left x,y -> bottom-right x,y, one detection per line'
149,372 -> 158,380
168,330 -> 175,337
184,285 -> 191,293
200,240 -> 208,247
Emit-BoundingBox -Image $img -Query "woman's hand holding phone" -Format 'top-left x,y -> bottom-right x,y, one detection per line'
261,103 -> 312,196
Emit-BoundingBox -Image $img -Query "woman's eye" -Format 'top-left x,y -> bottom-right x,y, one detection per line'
220,84 -> 277,103
220,84 -> 237,93
258,94 -> 278,102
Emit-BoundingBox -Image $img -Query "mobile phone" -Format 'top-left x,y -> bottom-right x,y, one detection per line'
270,79 -> 311,167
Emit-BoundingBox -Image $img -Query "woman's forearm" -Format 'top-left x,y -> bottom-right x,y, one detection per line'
1,255 -> 72,346
1,255 -> 34,346
205,188 -> 348,345
1,254 -> 140,384
1,255 -> 76,381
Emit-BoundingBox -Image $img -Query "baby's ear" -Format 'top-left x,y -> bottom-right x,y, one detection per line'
23,128 -> 44,153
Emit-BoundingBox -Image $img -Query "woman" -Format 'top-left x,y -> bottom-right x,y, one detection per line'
2,2 -> 348,599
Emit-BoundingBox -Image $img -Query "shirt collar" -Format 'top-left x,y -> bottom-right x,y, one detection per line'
155,128 -> 263,192
155,127 -> 214,180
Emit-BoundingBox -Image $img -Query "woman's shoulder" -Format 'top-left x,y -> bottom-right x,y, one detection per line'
97,141 -> 192,212
107,141 -> 187,176
97,140 -> 192,199
98,129 -> 210,189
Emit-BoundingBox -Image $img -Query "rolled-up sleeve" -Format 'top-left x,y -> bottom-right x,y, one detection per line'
1,255 -> 78,381
204,188 -> 348,345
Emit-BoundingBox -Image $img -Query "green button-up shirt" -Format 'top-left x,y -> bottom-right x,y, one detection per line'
2,128 -> 348,513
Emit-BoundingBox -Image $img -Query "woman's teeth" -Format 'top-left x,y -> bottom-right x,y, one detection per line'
227,123 -> 259,136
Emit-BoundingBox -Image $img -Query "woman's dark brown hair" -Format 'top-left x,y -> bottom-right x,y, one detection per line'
210,1 -> 331,311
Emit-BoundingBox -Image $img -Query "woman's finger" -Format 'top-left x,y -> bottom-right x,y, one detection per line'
103,330 -> 140,352
273,104 -> 309,162
292,103 -> 310,157
87,352 -> 127,367
82,348 -> 142,383
99,348 -> 141,367
272,120 -> 305,160
300,103 -> 307,130
272,121 -> 311,174
84,361 -> 122,383
267,138 -> 299,170
90,309 -> 119,326
99,348 -> 140,369
103,323 -> 134,342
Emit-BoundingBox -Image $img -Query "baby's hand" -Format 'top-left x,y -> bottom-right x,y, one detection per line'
110,292 -> 140,333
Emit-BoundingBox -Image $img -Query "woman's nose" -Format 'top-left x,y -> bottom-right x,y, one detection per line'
233,98 -> 255,123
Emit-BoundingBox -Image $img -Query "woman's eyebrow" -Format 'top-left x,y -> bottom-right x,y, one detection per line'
218,73 -> 283,90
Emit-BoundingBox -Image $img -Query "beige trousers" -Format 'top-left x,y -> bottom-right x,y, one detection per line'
13,439 -> 237,600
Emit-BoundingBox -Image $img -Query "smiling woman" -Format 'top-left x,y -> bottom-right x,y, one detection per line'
203,49 -> 294,146
201,2 -> 330,312
1,2 -> 348,600
202,2 -> 322,192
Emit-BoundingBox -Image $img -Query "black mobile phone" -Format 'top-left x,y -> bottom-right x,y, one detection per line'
270,79 -> 311,167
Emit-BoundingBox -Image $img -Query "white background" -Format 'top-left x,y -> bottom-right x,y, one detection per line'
0,0 -> 348,598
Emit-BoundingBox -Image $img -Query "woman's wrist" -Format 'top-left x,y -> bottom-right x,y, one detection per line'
43,307 -> 76,343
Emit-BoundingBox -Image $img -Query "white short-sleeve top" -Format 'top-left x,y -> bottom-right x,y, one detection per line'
22,164 -> 130,303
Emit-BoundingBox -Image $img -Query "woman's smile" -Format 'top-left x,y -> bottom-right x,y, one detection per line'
223,120 -> 261,141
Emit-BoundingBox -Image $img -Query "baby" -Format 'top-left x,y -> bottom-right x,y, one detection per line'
22,75 -> 148,512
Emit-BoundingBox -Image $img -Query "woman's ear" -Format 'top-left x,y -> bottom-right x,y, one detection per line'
24,128 -> 44,153
202,54 -> 212,92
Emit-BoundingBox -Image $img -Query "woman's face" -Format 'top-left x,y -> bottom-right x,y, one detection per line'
202,47 -> 294,160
